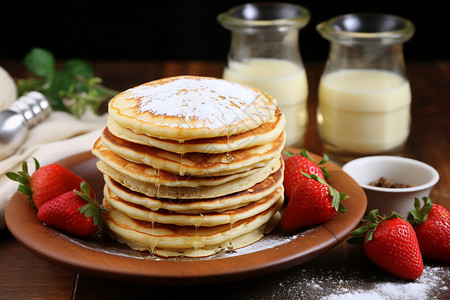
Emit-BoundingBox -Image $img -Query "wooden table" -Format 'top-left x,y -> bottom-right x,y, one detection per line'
1,61 -> 449,299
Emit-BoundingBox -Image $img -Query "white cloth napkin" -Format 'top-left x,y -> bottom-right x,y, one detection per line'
0,109 -> 107,229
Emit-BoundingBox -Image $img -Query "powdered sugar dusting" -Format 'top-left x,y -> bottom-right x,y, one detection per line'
268,264 -> 450,300
319,265 -> 449,299
128,77 -> 269,129
61,229 -> 449,298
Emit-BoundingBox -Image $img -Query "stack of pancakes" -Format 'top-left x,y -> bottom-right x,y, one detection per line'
92,76 -> 286,257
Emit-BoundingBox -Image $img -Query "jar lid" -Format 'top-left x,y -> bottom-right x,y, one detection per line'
218,3 -> 310,33
317,13 -> 415,45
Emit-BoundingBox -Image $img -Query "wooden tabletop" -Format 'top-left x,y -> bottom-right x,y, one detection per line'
1,60 -> 449,299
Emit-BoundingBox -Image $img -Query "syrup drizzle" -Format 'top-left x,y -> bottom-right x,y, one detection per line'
227,221 -> 234,250
145,221 -> 157,258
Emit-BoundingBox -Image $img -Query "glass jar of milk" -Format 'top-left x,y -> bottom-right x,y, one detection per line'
316,13 -> 415,164
218,3 -> 310,147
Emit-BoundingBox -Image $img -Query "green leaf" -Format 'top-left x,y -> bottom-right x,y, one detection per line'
347,222 -> 377,244
408,209 -> 422,221
32,157 -> 40,171
387,211 -> 403,220
22,160 -> 29,175
347,210 -> 385,245
413,197 -> 421,211
350,223 -> 374,237
362,209 -> 379,223
23,48 -> 55,79
318,154 -> 329,165
300,149 -> 311,159
93,212 -> 102,230
16,176 -> 30,186
329,185 -> 340,211
65,59 -> 94,78
20,48 -> 117,118
80,181 -> 91,195
365,228 -> 375,242
407,197 -> 433,226
17,77 -> 45,95
5,172 -> 21,182
282,150 -> 295,157
321,168 -> 330,181
52,70 -> 76,92
5,159 -> 36,208
420,197 -> 433,214
17,184 -> 32,196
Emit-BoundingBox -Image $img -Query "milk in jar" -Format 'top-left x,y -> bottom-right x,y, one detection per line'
223,58 -> 308,146
318,69 -> 411,154
218,3 -> 310,147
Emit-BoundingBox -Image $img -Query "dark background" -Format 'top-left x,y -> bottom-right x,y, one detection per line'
2,0 -> 448,62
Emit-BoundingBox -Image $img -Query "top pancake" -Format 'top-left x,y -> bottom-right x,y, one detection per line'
106,109 -> 285,154
108,76 -> 278,141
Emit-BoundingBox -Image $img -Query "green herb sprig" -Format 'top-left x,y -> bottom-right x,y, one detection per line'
17,48 -> 117,118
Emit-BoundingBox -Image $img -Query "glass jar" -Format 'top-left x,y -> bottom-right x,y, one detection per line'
218,3 -> 310,147
316,13 -> 415,164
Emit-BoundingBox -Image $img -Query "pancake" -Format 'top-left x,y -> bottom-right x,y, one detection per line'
93,138 -> 281,188
152,226 -> 273,258
102,197 -> 283,257
96,156 -> 282,199
104,185 -> 283,227
108,76 -> 278,141
93,75 -> 286,258
103,168 -> 283,214
106,109 -> 285,154
98,128 -> 285,177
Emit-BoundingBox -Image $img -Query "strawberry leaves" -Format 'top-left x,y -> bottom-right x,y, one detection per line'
348,210 -> 403,244
74,181 -> 105,231
299,149 -> 330,180
301,171 -> 347,213
284,149 -> 330,180
407,197 -> 433,226
6,158 -> 40,208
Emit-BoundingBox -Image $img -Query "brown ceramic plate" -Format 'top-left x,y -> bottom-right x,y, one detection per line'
6,149 -> 366,285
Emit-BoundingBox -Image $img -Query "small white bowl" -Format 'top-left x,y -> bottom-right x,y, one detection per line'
342,156 -> 440,218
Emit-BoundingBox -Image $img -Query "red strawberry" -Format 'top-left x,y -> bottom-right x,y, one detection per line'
348,210 -> 423,280
407,197 -> 450,262
6,158 -> 94,209
283,149 -> 329,199
281,172 -> 347,231
37,181 -> 104,237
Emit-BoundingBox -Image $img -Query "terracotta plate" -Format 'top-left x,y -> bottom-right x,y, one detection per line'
5,149 -> 366,285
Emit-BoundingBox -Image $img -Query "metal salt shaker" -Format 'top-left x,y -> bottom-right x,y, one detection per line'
0,91 -> 52,160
